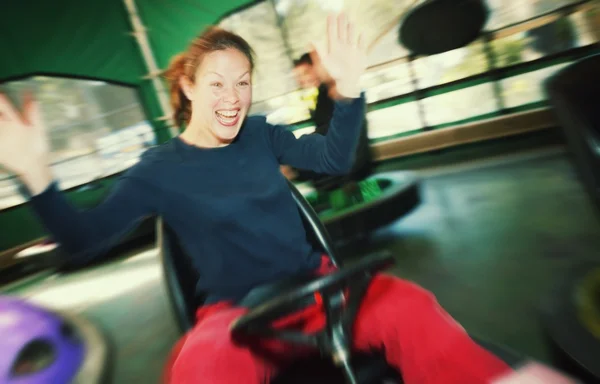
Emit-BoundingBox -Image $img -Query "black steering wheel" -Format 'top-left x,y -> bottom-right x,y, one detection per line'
230,251 -> 395,384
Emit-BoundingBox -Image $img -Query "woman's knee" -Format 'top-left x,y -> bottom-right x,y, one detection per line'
170,332 -> 269,384
368,274 -> 466,336
367,274 -> 438,308
355,274 -> 442,334
169,307 -> 275,383
162,335 -> 189,383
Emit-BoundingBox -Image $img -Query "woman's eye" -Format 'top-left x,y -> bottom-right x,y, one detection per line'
238,81 -> 250,87
211,82 -> 222,88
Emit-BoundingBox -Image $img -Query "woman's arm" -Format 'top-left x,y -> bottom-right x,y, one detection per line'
267,13 -> 368,175
22,167 -> 158,268
266,94 -> 366,175
0,90 -> 158,268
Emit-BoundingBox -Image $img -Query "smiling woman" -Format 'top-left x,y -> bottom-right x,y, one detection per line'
180,49 -> 252,145
163,27 -> 256,147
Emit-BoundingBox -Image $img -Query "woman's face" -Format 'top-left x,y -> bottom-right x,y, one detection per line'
181,48 -> 252,146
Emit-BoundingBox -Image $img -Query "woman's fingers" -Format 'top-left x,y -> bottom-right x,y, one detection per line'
327,12 -> 362,50
21,91 -> 35,126
0,91 -> 44,133
357,31 -> 365,52
31,99 -> 45,133
326,13 -> 336,55
337,13 -> 347,44
346,16 -> 356,46
0,93 -> 23,125
22,92 -> 43,130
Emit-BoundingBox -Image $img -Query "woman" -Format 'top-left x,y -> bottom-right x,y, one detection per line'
0,14 -> 526,384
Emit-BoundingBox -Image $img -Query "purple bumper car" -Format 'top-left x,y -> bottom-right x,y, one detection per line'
0,296 -> 108,384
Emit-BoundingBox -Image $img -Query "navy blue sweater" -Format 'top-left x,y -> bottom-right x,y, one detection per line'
27,94 -> 366,304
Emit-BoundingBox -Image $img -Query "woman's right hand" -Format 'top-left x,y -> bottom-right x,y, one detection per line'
0,92 -> 53,193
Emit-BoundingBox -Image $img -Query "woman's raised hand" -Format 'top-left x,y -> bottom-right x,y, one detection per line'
314,13 -> 368,99
0,92 -> 52,193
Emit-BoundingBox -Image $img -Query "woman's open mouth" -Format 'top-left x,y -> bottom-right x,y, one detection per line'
215,110 -> 240,126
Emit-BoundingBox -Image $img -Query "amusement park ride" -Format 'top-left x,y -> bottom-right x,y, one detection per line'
1,0 -> 598,383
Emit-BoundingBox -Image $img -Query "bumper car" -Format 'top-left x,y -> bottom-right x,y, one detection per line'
299,172 -> 421,244
0,295 -> 109,384
545,54 -> 600,216
543,56 -> 600,383
14,240 -> 59,259
289,115 -> 421,244
540,263 -> 600,384
159,179 -> 525,383
0,240 -> 59,290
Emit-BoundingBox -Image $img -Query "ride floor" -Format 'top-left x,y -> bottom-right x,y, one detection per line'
3,143 -> 599,384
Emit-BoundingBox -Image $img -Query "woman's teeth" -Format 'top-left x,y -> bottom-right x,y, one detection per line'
215,110 -> 239,126
216,110 -> 238,118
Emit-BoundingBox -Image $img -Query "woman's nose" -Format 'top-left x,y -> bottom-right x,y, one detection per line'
223,87 -> 239,104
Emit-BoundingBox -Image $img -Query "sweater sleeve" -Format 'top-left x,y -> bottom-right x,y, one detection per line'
265,93 -> 366,175
24,172 -> 158,268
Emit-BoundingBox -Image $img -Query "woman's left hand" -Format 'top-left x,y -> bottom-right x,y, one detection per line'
315,13 -> 367,99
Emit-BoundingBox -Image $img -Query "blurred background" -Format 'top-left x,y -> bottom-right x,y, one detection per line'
1,0 -> 600,383
1,0 -> 598,217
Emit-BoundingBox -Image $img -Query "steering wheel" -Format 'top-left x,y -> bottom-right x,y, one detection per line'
230,251 -> 395,384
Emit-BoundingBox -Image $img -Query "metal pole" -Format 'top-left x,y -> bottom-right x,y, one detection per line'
482,33 -> 506,113
407,54 -> 429,130
123,0 -> 178,138
268,0 -> 296,62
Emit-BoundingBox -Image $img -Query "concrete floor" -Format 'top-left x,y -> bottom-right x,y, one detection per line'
5,147 -> 600,383
361,150 -> 600,364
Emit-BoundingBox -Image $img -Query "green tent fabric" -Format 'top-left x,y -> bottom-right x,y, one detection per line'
1,0 -> 144,84
136,0 -> 251,70
1,0 -> 252,82
1,0 -> 253,139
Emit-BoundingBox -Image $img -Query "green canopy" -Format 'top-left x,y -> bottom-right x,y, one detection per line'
1,0 -> 251,83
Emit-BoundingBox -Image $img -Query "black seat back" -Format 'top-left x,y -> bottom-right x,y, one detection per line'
157,218 -> 201,333
159,180 -> 342,333
285,180 -> 342,267
545,54 -> 600,215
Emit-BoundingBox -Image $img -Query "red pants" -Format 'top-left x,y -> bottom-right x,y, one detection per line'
165,257 -> 512,383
